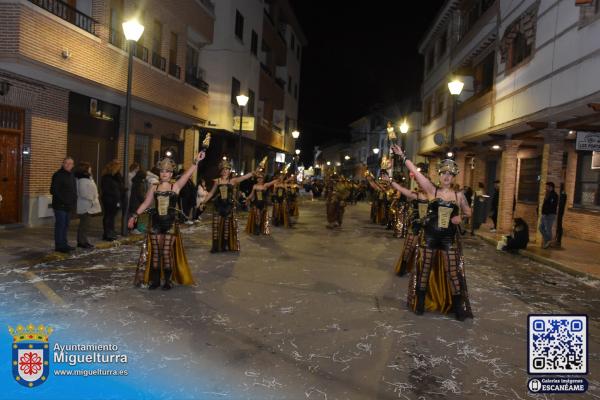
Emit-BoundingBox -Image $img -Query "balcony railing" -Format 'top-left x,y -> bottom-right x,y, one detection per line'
168,63 -> 181,79
108,27 -> 127,50
29,0 -> 98,36
133,43 -> 149,62
185,70 -> 209,93
198,0 -> 215,14
151,52 -> 166,71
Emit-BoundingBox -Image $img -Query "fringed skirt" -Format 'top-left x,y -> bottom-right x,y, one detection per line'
392,202 -> 410,238
211,211 -> 240,252
246,206 -> 270,235
406,237 -> 473,318
288,200 -> 299,218
326,197 -> 345,225
134,229 -> 195,287
272,201 -> 290,228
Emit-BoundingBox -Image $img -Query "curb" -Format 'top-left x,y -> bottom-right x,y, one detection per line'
39,235 -> 144,263
475,233 -> 599,282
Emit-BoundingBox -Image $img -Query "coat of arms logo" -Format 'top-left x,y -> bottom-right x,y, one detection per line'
9,323 -> 53,388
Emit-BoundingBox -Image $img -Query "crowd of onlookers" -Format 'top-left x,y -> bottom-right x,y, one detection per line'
50,157 -> 562,254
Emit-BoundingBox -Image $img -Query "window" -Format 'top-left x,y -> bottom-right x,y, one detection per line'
291,33 -> 295,50
473,51 -> 495,94
186,44 -> 199,78
231,77 -> 241,105
433,87 -> 445,118
294,83 -> 298,99
518,157 -> 541,202
151,20 -> 164,70
574,152 -> 600,209
169,32 -> 179,77
134,134 -> 151,171
248,89 -> 255,115
438,30 -> 447,57
235,10 -> 244,41
109,0 -> 123,47
423,97 -> 432,124
426,47 -> 435,72
251,30 -> 258,55
509,33 -> 532,69
288,76 -> 292,94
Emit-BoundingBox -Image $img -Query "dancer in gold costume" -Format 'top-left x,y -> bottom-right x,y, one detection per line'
246,157 -> 277,235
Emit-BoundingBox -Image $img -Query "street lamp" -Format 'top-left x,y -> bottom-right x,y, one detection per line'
372,148 -> 380,155
326,161 -> 331,166
236,94 -> 249,174
447,78 -> 464,159
291,130 -> 300,139
344,155 -> 350,160
399,120 -> 409,134
295,149 -> 301,155
121,18 -> 144,236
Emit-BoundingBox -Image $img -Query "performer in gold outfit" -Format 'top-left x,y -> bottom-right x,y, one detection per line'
245,157 -> 277,235
272,166 -> 291,228
366,170 -> 394,227
325,174 -> 350,229
129,151 -> 206,290
391,144 -> 473,321
200,159 -> 256,252
286,175 -> 300,223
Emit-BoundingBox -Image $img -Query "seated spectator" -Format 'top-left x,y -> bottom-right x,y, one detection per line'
502,218 -> 529,253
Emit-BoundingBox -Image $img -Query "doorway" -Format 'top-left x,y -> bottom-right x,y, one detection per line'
0,106 -> 23,224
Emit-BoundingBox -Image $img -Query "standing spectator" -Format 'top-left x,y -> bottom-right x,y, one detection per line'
127,162 -> 140,215
555,183 -> 567,247
100,160 -> 124,241
75,162 -> 102,248
540,181 -> 558,249
177,168 -> 197,224
194,179 -> 208,220
129,168 -> 148,233
490,180 -> 500,232
50,157 -> 77,253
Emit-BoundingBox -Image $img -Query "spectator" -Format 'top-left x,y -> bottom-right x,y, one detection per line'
100,160 -> 124,241
129,167 -> 148,233
75,162 -> 102,249
540,181 -> 558,249
50,157 -> 77,253
176,168 -> 196,224
194,179 -> 208,221
490,180 -> 500,232
501,218 -> 529,253
126,162 -> 140,215
555,183 -> 567,247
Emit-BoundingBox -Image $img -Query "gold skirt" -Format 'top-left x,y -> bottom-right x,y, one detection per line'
212,211 -> 240,252
246,206 -> 270,235
272,201 -> 290,228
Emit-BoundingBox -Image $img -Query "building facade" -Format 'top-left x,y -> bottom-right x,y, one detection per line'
0,0 -> 215,226
420,0 -> 600,244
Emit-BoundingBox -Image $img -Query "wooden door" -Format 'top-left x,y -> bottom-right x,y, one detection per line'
0,132 -> 20,224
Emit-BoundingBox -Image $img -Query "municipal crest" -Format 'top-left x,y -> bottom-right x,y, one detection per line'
9,324 -> 53,388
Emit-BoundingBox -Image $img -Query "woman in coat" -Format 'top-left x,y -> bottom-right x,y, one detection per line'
75,162 -> 102,248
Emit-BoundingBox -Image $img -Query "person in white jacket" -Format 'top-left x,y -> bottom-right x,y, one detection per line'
75,162 -> 102,248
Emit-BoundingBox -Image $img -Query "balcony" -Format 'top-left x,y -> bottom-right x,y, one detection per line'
151,52 -> 166,71
185,69 -> 209,93
29,0 -> 98,35
260,62 -> 273,77
133,43 -> 149,62
108,28 -> 126,50
198,0 -> 215,14
168,63 -> 181,79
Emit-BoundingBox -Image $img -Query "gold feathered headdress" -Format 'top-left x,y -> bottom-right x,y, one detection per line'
380,155 -> 392,170
255,156 -> 268,178
201,133 -> 211,150
157,157 -> 176,172
437,159 -> 459,176
219,158 -> 232,171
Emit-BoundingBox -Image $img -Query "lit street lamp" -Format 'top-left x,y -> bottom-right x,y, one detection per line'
399,120 -> 409,134
344,155 -> 350,160
447,78 -> 464,159
295,149 -> 301,155
236,94 -> 249,174
372,148 -> 380,155
121,18 -> 144,236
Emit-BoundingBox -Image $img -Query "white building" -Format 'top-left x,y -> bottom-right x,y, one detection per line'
419,0 -> 600,244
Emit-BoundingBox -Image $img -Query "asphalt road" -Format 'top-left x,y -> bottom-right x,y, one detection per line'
1,200 -> 598,399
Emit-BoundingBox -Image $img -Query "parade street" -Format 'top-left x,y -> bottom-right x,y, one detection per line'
0,200 -> 598,400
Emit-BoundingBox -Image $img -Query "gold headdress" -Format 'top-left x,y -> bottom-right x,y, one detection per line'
380,155 -> 392,170
157,157 -> 176,172
282,163 -> 291,175
437,159 -> 459,176
219,158 -> 232,171
255,156 -> 268,178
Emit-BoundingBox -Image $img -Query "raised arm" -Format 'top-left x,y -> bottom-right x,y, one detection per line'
365,175 -> 382,191
246,185 -> 256,203
390,181 -> 417,200
391,144 -> 436,197
172,151 -> 206,192
264,179 -> 278,189
231,171 -> 255,185
128,184 -> 157,228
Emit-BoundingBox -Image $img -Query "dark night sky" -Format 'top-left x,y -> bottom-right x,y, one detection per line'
289,1 -> 445,162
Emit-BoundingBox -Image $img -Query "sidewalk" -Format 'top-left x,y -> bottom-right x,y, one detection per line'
475,221 -> 600,280
0,216 -> 143,267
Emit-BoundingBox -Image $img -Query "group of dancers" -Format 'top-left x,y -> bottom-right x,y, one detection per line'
127,142 -> 473,322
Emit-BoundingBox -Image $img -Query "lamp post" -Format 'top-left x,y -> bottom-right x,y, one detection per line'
291,129 -> 300,163
236,94 -> 249,174
447,79 -> 464,159
121,18 -> 144,236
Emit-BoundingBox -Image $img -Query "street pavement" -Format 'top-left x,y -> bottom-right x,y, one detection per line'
1,200 -> 598,399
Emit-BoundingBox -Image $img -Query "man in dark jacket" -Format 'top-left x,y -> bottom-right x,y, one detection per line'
539,181 -> 558,249
490,180 -> 500,232
50,157 -> 77,252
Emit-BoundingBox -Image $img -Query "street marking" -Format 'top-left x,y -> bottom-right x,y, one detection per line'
22,271 -> 66,307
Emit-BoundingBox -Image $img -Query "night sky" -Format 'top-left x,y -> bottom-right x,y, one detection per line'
289,1 -> 445,163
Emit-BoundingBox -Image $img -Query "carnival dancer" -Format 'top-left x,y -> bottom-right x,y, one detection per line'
286,175 -> 300,223
272,165 -> 291,228
391,144 -> 473,321
366,170 -> 393,226
200,158 -> 256,252
245,157 -> 277,235
128,151 -> 206,290
325,173 -> 350,229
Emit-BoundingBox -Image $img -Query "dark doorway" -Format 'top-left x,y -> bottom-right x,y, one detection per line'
0,105 -> 24,224
160,137 -> 184,165
67,93 -> 120,182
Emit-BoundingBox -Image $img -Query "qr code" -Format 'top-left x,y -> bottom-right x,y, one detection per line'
528,315 -> 587,374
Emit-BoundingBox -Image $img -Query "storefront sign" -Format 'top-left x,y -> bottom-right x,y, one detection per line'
232,116 -> 255,131
576,131 -> 600,151
592,151 -> 600,170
